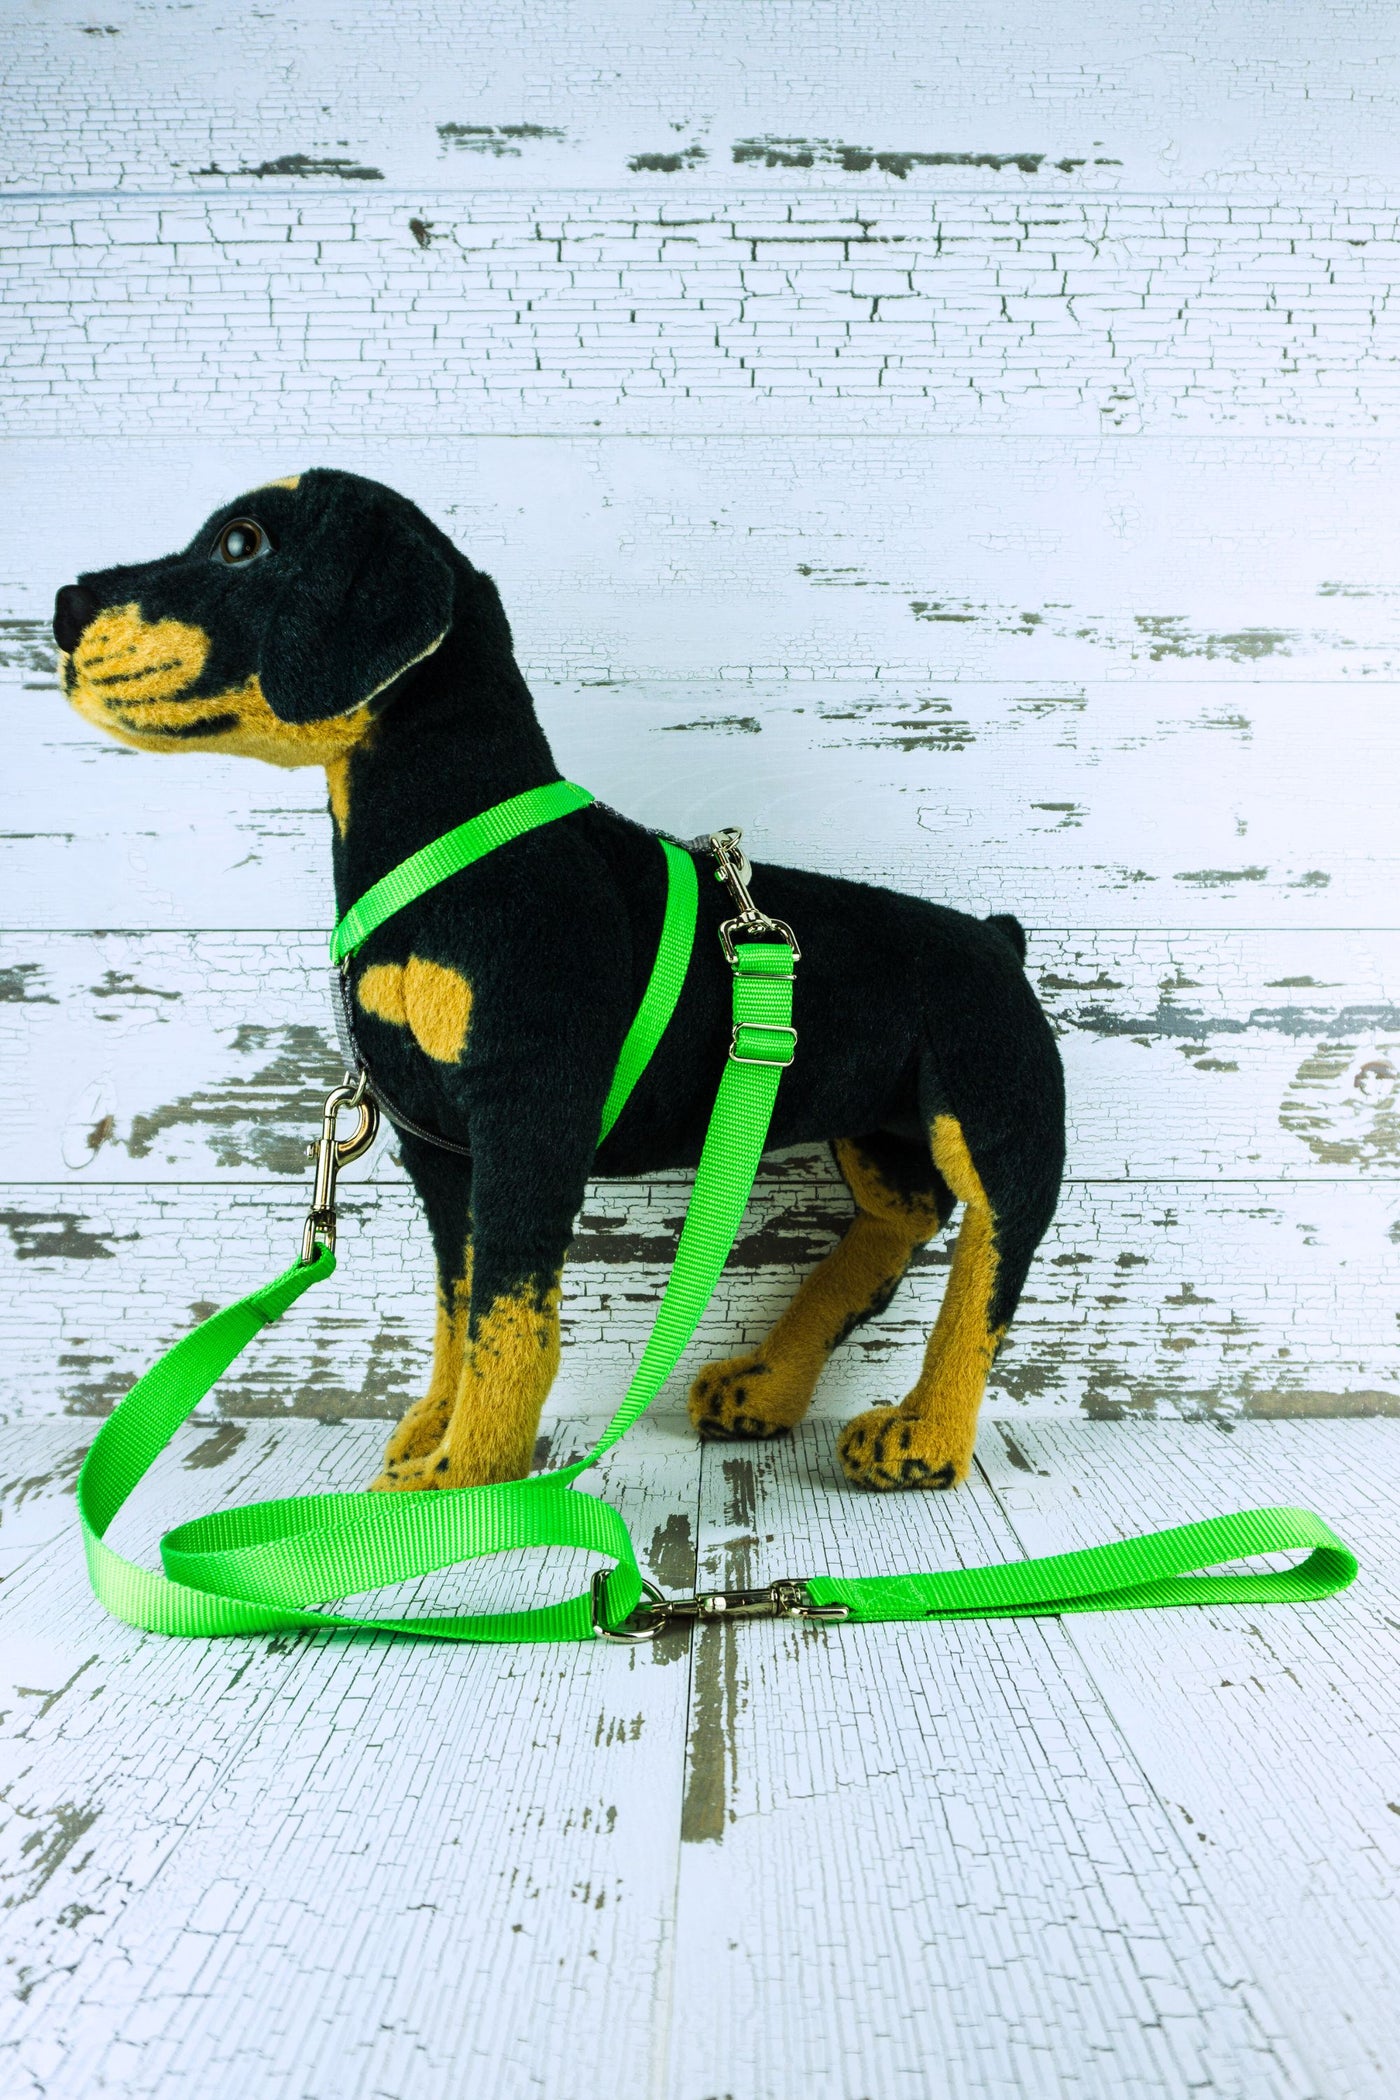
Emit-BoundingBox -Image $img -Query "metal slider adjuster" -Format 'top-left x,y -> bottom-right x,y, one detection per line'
591,1568 -> 849,1640
729,1020 -> 798,1069
299,1070 -> 380,1264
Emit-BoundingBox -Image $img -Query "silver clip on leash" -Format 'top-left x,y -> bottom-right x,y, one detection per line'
300,1071 -> 380,1265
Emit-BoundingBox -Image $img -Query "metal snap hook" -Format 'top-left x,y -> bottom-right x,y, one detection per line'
300,1080 -> 380,1264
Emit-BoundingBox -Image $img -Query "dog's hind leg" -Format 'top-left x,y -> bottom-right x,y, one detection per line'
688,1132 -> 953,1441
838,1022 -> 1064,1490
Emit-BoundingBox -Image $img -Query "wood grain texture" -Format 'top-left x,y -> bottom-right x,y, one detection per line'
7,1 -> 1400,196
6,3 -> 1400,2090
4,930 -> 1400,1183
6,1417 -> 1395,2100
11,437 -> 1400,682
9,192 -> 1400,434
672,1421 -> 1336,2100
5,677 -> 1392,931
1,1179 -> 1396,1425
980,1420 -> 1400,2100
0,1422 -> 89,1586
0,1415 -> 700,2100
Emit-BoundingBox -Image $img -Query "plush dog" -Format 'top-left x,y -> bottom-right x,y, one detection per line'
54,469 -> 1065,1494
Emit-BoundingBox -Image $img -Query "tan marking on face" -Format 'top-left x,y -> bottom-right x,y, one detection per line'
65,602 -> 442,791
65,605 -> 376,768
354,955 -> 472,1063
257,475 -> 301,491
67,607 -> 210,705
356,963 -> 408,1027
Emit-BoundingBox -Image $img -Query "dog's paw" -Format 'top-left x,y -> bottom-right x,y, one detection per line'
836,1407 -> 964,1492
687,1353 -> 809,1441
367,1449 -> 457,1493
381,1394 -> 453,1469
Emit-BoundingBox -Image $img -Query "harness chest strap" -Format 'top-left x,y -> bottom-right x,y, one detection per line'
76,783 -> 1358,1643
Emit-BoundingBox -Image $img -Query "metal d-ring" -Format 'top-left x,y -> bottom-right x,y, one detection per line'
591,1569 -> 670,1642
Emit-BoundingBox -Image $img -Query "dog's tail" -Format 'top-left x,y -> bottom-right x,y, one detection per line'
984,912 -> 1027,965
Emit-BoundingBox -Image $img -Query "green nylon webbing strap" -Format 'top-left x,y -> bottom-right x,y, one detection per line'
326,775 -> 697,1152
329,779 -> 595,963
76,938 -> 802,1641
78,794 -> 1359,1643
805,1506 -> 1357,1620
598,841 -> 698,1145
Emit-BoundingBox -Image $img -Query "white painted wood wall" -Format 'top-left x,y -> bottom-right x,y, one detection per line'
4,12 -> 1400,1425
3,10 -> 1400,2099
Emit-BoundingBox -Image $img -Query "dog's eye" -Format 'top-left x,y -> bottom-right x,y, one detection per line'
212,518 -> 270,566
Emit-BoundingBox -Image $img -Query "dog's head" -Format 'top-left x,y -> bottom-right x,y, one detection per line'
53,469 -> 456,767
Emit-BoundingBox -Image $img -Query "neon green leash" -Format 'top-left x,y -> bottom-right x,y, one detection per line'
77,782 -> 1358,1643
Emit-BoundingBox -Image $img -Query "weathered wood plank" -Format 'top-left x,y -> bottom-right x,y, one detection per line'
10,437 -> 1400,682
6,678 -> 1393,931
9,192 -> 1400,434
5,929 -> 1400,1183
0,1421 -> 89,1586
979,1419 -> 1400,2100
0,1413 -> 700,2100
1,1179 -> 1395,1424
6,1 -> 1399,197
670,1421 -> 1316,2099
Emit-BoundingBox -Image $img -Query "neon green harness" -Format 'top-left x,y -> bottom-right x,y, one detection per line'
77,782 -> 1357,1643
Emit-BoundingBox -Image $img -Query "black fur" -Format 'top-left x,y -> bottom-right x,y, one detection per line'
56,470 -> 1065,1406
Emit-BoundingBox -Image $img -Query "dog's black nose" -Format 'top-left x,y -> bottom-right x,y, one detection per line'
53,585 -> 99,654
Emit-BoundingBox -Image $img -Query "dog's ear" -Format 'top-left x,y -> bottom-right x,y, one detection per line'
259,483 -> 454,723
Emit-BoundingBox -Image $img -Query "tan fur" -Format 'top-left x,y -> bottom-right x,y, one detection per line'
356,963 -> 409,1027
62,601 -> 445,770
837,1137 -> 946,1233
65,607 -> 210,705
402,957 -> 473,1064
324,753 -> 355,834
381,1264 -> 471,1467
355,956 -> 472,1064
64,606 -> 377,766
257,475 -> 302,490
371,1277 -> 561,1490
838,1115 -> 1002,1490
688,1136 -> 944,1439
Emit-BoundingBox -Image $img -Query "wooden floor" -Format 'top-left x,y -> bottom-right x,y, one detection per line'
1,1412 -> 1397,2099
7,2 -> 1400,2092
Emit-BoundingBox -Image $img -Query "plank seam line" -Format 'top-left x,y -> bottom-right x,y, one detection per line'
17,435 -> 1400,451
0,1176 -> 1396,1190
2,183 -> 1369,203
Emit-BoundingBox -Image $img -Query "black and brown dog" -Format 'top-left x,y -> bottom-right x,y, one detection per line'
54,469 -> 1065,1495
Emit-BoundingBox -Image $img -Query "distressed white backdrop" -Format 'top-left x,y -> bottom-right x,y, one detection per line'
3,9 -> 1400,2100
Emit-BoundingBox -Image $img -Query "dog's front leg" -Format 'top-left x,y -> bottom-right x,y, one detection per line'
375,1133 -> 475,1475
371,1117 -> 594,1494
